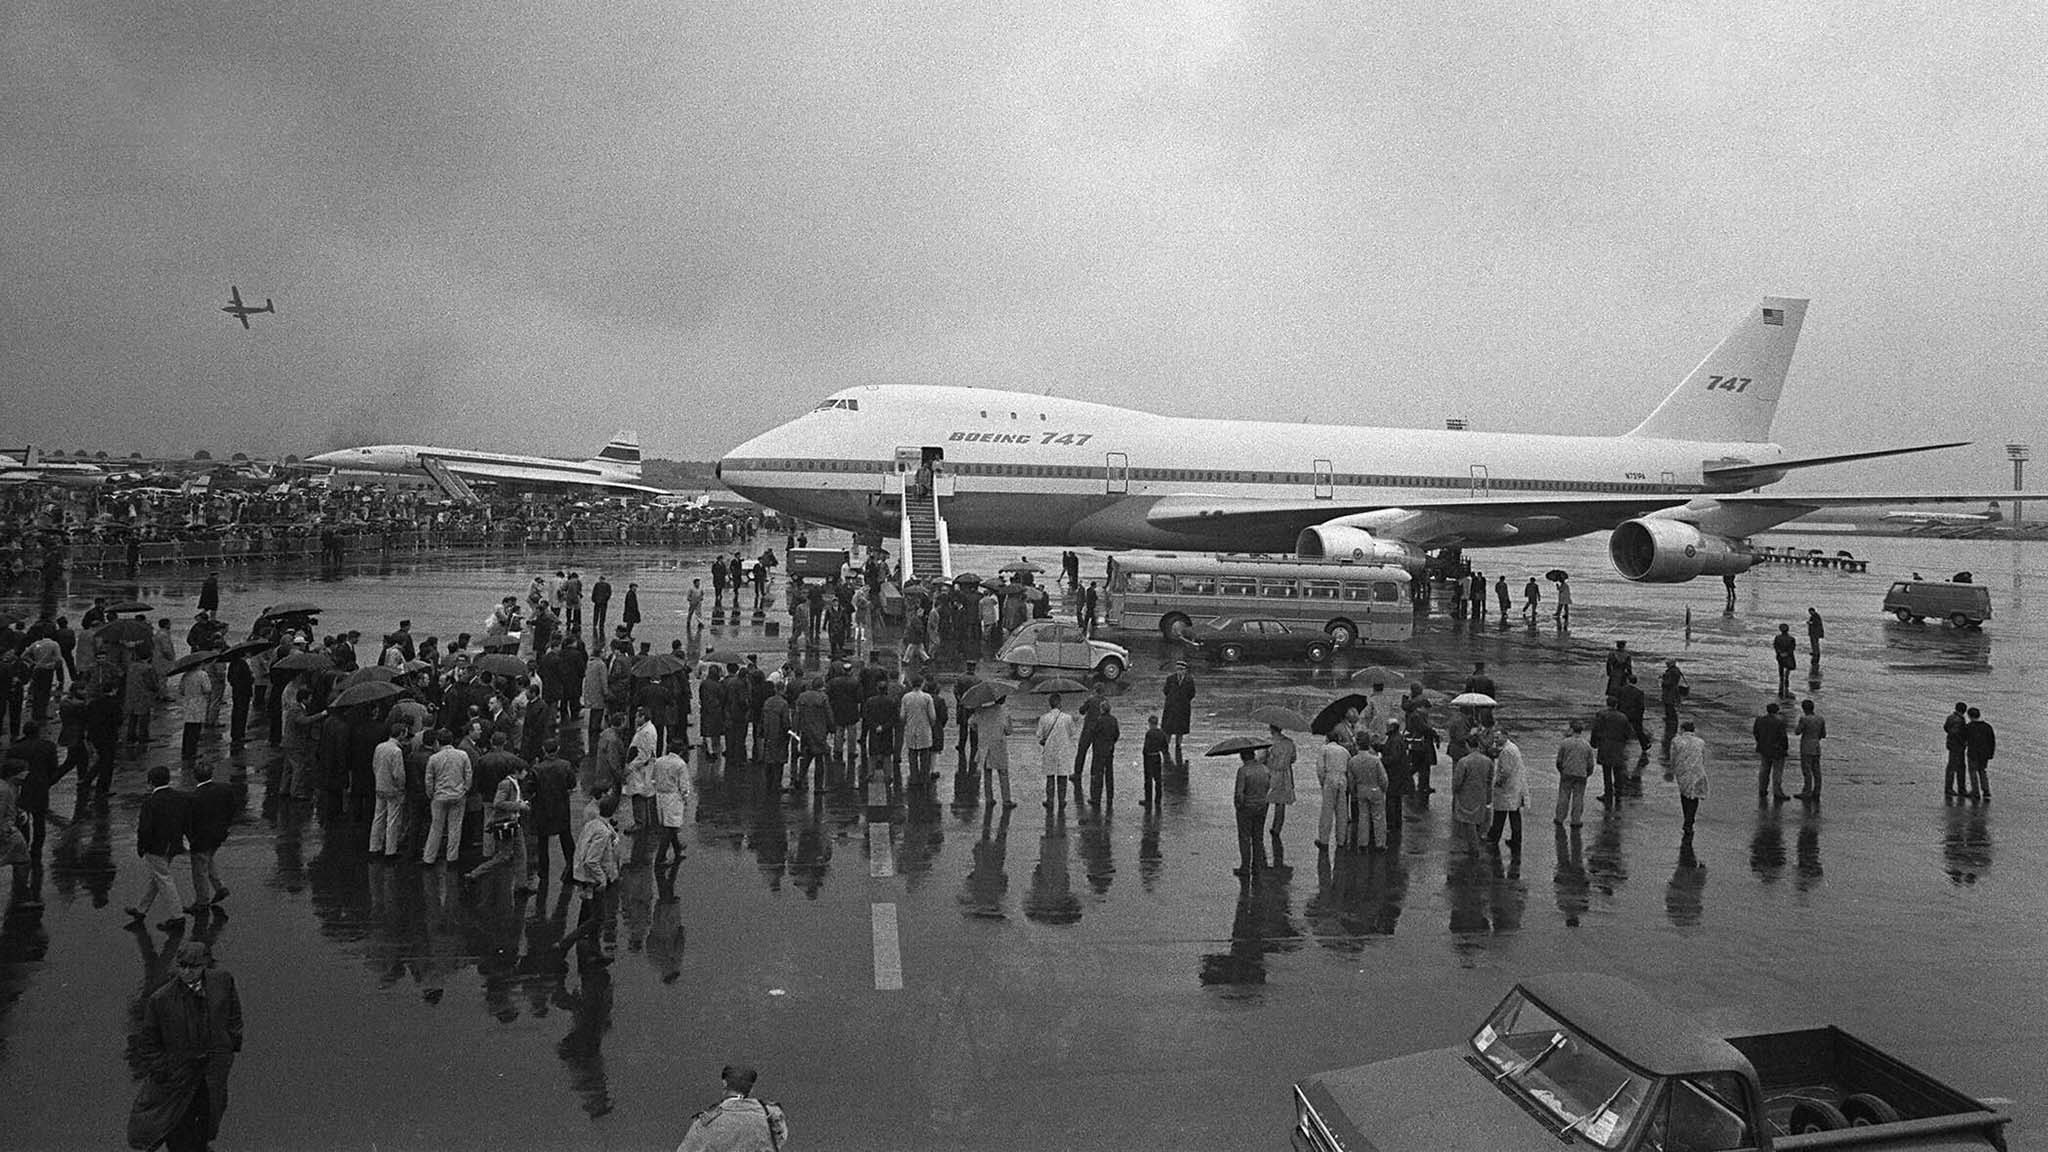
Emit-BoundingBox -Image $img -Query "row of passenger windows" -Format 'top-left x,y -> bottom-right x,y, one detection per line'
728,458 -> 1685,493
1124,574 -> 1403,602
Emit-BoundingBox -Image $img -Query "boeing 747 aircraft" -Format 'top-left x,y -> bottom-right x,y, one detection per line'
309,431 -> 665,497
718,297 -> 1999,583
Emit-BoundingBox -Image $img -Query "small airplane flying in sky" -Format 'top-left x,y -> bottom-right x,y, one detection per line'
221,285 -> 274,329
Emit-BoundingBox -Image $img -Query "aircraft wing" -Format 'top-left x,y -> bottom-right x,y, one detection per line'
434,457 -> 671,496
1142,492 -> 1692,545
1700,441 -> 1970,487
1708,492 -> 2023,509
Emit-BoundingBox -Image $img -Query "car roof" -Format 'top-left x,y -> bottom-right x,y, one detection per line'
1518,973 -> 1751,1079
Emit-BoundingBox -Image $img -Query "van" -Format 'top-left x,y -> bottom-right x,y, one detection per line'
1881,579 -> 1991,628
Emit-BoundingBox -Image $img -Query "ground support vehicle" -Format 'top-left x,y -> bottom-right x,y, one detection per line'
1292,973 -> 2008,1152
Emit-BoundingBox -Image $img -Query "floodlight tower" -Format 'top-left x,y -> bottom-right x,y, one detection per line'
2008,443 -> 2030,527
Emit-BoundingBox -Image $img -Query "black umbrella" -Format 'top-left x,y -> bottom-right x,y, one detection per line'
262,600 -> 323,616
632,653 -> 688,678
1026,676 -> 1088,695
1310,693 -> 1374,736
271,650 -> 332,672
1204,735 -> 1272,757
99,618 -> 153,645
105,599 -> 153,614
217,637 -> 274,661
474,653 -> 528,678
170,651 -> 217,674
1545,569 -> 1569,582
341,666 -> 400,690
332,681 -> 401,707
952,572 -> 984,586
958,680 -> 1012,710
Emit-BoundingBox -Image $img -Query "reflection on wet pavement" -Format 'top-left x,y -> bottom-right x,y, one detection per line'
1,533 -> 2043,1150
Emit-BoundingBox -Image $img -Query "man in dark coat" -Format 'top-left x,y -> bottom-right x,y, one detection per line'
126,765 -> 188,928
1753,701 -> 1791,802
185,762 -> 237,908
589,575 -> 613,642
621,583 -> 642,637
1962,706 -> 1996,800
129,940 -> 242,1152
1160,661 -> 1196,768
1590,697 -> 1634,803
196,573 -> 220,615
10,719 -> 60,855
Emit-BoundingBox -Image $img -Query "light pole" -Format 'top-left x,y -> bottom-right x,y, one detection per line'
2008,443 -> 2030,527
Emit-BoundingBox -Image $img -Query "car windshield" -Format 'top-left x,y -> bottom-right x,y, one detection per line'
1472,991 -> 1651,1148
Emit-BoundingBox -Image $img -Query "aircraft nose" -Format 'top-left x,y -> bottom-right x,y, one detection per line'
306,450 -> 342,466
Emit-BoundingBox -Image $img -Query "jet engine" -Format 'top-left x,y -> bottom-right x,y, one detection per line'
1608,518 -> 1754,583
1294,525 -> 1426,571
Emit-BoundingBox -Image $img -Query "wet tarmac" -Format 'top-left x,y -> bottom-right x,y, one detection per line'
1,531 -> 2040,1150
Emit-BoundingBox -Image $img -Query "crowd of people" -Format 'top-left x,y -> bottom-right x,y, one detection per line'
0,538 -> 2012,1148
0,481 -> 761,587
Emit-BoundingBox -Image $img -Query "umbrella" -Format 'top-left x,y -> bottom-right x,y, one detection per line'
474,653 -> 528,678
1027,676 -> 1087,695
402,659 -> 433,674
1249,704 -> 1313,731
331,681 -> 401,707
1449,692 -> 1497,708
1349,664 -> 1400,686
99,618 -> 153,645
1310,693 -> 1375,736
170,651 -> 217,674
958,680 -> 1012,710
632,653 -> 688,678
998,560 -> 1045,574
271,650 -> 332,672
105,599 -> 152,614
952,572 -> 984,586
217,637 -> 274,661
341,665 -> 400,689
261,600 -> 323,616
1204,735 -> 1272,757
1544,569 -> 1569,582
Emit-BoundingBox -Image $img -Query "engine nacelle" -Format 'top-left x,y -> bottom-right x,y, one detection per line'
1295,525 -> 1426,571
1609,518 -> 1755,583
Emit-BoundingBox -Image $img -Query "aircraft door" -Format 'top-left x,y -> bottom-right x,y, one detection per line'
1313,459 -> 1334,500
1105,452 -> 1129,495
1660,470 -> 1676,490
891,446 -> 922,495
1469,465 -> 1490,497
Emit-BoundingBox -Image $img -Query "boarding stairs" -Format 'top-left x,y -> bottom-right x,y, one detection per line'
419,456 -> 482,505
899,486 -> 952,581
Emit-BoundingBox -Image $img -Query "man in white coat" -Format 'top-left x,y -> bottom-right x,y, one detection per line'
1485,730 -> 1528,853
1671,720 -> 1709,835
1313,730 -> 1350,850
1036,694 -> 1078,811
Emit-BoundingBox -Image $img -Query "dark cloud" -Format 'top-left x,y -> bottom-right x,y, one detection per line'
1,2 -> 2038,488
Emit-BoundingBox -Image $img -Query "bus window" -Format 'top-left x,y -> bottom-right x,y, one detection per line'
1258,580 -> 1299,599
1178,577 -> 1217,596
1341,584 -> 1375,601
1373,582 -> 1401,602
1220,578 -> 1257,597
1304,580 -> 1341,600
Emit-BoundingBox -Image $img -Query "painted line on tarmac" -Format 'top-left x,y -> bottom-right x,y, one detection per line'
871,902 -> 903,991
867,821 -> 896,877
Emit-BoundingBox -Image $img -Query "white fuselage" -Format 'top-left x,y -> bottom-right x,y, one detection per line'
307,444 -> 635,483
718,385 -> 1781,551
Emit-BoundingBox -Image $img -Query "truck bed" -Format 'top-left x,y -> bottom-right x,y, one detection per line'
1727,1028 -> 2006,1149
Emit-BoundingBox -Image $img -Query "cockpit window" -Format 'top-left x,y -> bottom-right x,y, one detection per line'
811,398 -> 860,413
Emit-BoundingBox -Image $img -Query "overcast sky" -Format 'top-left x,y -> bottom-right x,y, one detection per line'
2,2 -> 2041,490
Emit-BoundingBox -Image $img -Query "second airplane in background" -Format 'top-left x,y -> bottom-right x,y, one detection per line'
310,431 -> 662,498
720,296 -> 1996,584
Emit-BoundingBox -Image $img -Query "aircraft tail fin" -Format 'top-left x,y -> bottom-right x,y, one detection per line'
586,431 -> 641,477
1626,296 -> 1806,442
23,445 -> 40,467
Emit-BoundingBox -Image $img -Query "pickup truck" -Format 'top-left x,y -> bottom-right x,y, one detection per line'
1292,974 -> 2009,1152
